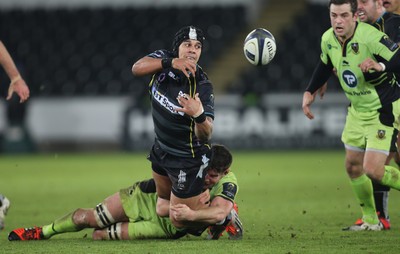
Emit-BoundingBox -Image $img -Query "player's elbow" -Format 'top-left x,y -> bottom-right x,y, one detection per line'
131,62 -> 141,77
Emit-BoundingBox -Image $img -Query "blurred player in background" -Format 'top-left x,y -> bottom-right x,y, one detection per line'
383,0 -> 400,13
302,0 -> 400,231
8,144 -> 242,241
0,40 -> 30,230
311,0 -> 400,230
131,26 -> 214,228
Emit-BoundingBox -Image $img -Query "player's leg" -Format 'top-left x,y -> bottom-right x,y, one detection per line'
371,181 -> 390,228
148,144 -> 173,217
152,170 -> 172,217
341,108 -> 380,230
0,194 -> 10,230
92,222 -> 129,240
92,219 -> 184,240
8,192 -> 128,240
168,165 -> 208,228
368,130 -> 397,229
343,148 -> 380,230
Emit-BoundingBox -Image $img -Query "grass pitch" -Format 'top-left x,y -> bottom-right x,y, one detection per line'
1,150 -> 400,254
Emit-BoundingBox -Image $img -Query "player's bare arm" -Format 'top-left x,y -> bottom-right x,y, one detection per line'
0,41 -> 30,103
302,91 -> 315,120
131,56 -> 163,76
170,196 -> 233,225
132,55 -> 197,78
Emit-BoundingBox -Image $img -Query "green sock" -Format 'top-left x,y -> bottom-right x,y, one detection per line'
350,174 -> 378,224
381,165 -> 400,190
42,211 -> 81,239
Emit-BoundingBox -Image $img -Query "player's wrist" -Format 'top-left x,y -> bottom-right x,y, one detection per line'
378,62 -> 386,72
10,75 -> 21,85
161,58 -> 173,69
193,105 -> 206,123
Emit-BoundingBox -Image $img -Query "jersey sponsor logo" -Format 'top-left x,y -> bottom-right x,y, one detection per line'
221,182 -> 237,199
377,130 -> 386,140
342,70 -> 358,88
380,35 -> 399,51
345,90 -> 372,96
351,43 -> 359,54
151,85 -> 184,116
168,71 -> 179,80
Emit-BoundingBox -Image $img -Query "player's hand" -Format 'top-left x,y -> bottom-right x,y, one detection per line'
312,83 -> 327,100
7,77 -> 30,103
199,189 -> 211,206
302,91 -> 315,120
172,58 -> 196,78
176,92 -> 204,117
170,203 -> 194,222
358,58 -> 382,72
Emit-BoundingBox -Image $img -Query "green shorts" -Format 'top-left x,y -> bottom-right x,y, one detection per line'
119,181 -> 185,239
341,101 -> 400,154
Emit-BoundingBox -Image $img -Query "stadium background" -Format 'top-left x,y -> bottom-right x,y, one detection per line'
0,0 -> 345,153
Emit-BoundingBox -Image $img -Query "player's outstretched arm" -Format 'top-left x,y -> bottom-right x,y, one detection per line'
0,41 -> 30,102
302,91 -> 315,120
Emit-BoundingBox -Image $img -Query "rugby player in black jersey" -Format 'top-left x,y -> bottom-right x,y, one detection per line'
132,26 -> 214,228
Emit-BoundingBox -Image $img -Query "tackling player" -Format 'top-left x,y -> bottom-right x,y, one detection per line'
8,144 -> 243,241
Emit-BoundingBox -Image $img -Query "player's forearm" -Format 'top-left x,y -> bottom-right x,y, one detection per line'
305,59 -> 333,94
0,41 -> 21,81
187,205 -> 228,225
194,117 -> 213,141
132,56 -> 163,77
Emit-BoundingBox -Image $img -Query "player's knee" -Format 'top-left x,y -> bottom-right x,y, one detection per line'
72,208 -> 93,227
345,162 -> 362,178
92,229 -> 106,240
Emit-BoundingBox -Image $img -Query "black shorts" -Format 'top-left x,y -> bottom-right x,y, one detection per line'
148,142 -> 211,199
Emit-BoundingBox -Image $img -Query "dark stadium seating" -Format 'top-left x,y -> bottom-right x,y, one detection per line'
0,6 -> 246,97
227,3 -> 341,95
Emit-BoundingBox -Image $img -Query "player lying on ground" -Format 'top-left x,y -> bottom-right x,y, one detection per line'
8,144 -> 242,240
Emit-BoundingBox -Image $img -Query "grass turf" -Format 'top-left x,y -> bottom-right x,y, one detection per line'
1,150 -> 399,254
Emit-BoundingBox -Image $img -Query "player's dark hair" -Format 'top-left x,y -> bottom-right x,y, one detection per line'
329,0 -> 357,14
209,144 -> 232,174
171,26 -> 205,57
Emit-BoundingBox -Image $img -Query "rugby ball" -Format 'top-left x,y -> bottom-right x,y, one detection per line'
243,28 -> 276,66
